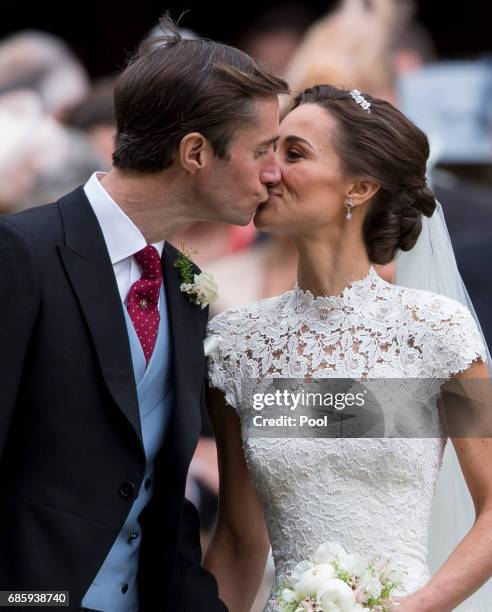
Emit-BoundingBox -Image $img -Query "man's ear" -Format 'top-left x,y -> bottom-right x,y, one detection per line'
346,180 -> 380,207
178,132 -> 213,174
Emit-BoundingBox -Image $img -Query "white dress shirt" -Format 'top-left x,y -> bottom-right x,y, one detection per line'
83,171 -> 165,305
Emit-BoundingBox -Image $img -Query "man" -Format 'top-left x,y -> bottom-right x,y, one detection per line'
0,17 -> 288,612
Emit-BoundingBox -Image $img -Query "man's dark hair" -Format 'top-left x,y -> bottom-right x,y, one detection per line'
112,15 -> 289,172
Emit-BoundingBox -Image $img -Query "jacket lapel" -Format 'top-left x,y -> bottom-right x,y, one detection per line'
163,241 -> 204,473
57,187 -> 143,450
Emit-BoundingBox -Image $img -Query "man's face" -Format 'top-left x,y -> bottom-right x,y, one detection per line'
195,96 -> 282,226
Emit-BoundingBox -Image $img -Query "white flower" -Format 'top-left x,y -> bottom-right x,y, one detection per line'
314,541 -> 346,564
290,560 -> 314,584
194,272 -> 218,302
371,554 -> 403,583
359,569 -> 383,599
203,334 -> 223,357
279,588 -> 297,604
336,551 -> 366,577
294,564 -> 337,597
294,604 -> 313,612
180,271 -> 219,308
317,578 -> 357,611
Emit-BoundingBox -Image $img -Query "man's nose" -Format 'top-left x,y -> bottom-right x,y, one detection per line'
260,163 -> 282,185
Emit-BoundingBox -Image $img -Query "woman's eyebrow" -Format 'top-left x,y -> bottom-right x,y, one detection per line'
283,135 -> 314,150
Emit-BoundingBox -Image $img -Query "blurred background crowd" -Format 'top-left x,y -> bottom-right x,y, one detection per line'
1,1 -> 490,609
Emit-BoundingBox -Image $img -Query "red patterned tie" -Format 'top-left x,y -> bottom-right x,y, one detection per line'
126,245 -> 162,365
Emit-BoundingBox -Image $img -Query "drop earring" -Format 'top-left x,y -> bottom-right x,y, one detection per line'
345,197 -> 354,221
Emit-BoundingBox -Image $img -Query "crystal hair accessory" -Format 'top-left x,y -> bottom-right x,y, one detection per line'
350,89 -> 371,113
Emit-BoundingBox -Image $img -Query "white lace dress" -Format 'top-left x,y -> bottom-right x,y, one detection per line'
207,267 -> 487,611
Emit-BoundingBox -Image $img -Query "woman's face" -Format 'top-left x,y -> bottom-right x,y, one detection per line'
253,103 -> 353,236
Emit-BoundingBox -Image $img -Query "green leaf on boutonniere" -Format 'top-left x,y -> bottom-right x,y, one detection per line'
173,243 -> 196,285
174,243 -> 219,308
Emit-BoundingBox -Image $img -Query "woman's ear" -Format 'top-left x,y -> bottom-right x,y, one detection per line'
178,132 -> 212,174
347,180 -> 380,207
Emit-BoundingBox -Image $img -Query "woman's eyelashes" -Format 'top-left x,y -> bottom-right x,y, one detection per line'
285,148 -> 304,161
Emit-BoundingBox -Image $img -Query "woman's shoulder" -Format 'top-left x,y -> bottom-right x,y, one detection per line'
389,282 -> 477,327
388,282 -> 487,375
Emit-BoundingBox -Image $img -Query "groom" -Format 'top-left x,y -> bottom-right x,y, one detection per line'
0,18 -> 288,612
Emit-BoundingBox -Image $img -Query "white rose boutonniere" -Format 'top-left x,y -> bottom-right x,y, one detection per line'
181,272 -> 219,309
174,245 -> 219,309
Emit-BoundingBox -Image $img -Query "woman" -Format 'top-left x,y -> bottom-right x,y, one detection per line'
203,85 -> 492,611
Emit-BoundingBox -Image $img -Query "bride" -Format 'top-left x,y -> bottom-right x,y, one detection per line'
203,84 -> 492,611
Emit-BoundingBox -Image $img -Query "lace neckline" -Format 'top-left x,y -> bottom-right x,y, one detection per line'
292,266 -> 383,312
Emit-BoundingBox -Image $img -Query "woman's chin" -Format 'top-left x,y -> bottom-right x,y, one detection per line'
253,207 -> 279,232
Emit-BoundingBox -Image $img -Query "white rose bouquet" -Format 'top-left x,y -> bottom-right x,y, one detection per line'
275,541 -> 402,612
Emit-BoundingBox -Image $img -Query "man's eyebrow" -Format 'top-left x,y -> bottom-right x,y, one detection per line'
258,136 -> 280,147
284,135 -> 314,149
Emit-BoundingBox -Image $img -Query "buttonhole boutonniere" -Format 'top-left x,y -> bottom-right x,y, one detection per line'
174,244 -> 219,309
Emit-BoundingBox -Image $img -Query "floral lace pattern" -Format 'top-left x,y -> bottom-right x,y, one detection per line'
207,267 -> 487,610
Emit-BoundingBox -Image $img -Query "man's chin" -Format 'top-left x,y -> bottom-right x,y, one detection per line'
241,202 -> 267,225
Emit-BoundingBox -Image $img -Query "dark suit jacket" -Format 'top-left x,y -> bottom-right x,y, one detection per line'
0,187 -> 228,612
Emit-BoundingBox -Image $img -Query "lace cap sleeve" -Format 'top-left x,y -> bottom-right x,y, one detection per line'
426,296 -> 488,378
206,311 -> 242,412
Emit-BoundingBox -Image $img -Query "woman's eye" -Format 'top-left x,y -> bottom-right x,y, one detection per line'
286,149 -> 303,160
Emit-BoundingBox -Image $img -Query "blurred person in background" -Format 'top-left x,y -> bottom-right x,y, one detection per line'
205,231 -> 298,315
238,2 -> 315,78
391,19 -> 437,76
0,30 -> 89,120
0,89 -> 101,214
282,0 -> 413,105
0,90 -> 45,213
0,30 -> 102,213
398,56 -> 492,347
67,77 -> 117,170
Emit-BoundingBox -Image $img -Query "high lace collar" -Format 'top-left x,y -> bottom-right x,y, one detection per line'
292,266 -> 383,313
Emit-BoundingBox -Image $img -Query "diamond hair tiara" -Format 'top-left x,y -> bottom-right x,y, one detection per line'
350,89 -> 371,113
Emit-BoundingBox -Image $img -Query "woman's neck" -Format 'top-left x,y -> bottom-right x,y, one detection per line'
295,233 -> 371,298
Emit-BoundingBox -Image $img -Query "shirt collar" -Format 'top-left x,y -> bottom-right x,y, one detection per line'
83,171 -> 165,264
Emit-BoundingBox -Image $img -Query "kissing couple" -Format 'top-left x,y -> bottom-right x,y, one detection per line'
1,15 -> 490,612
